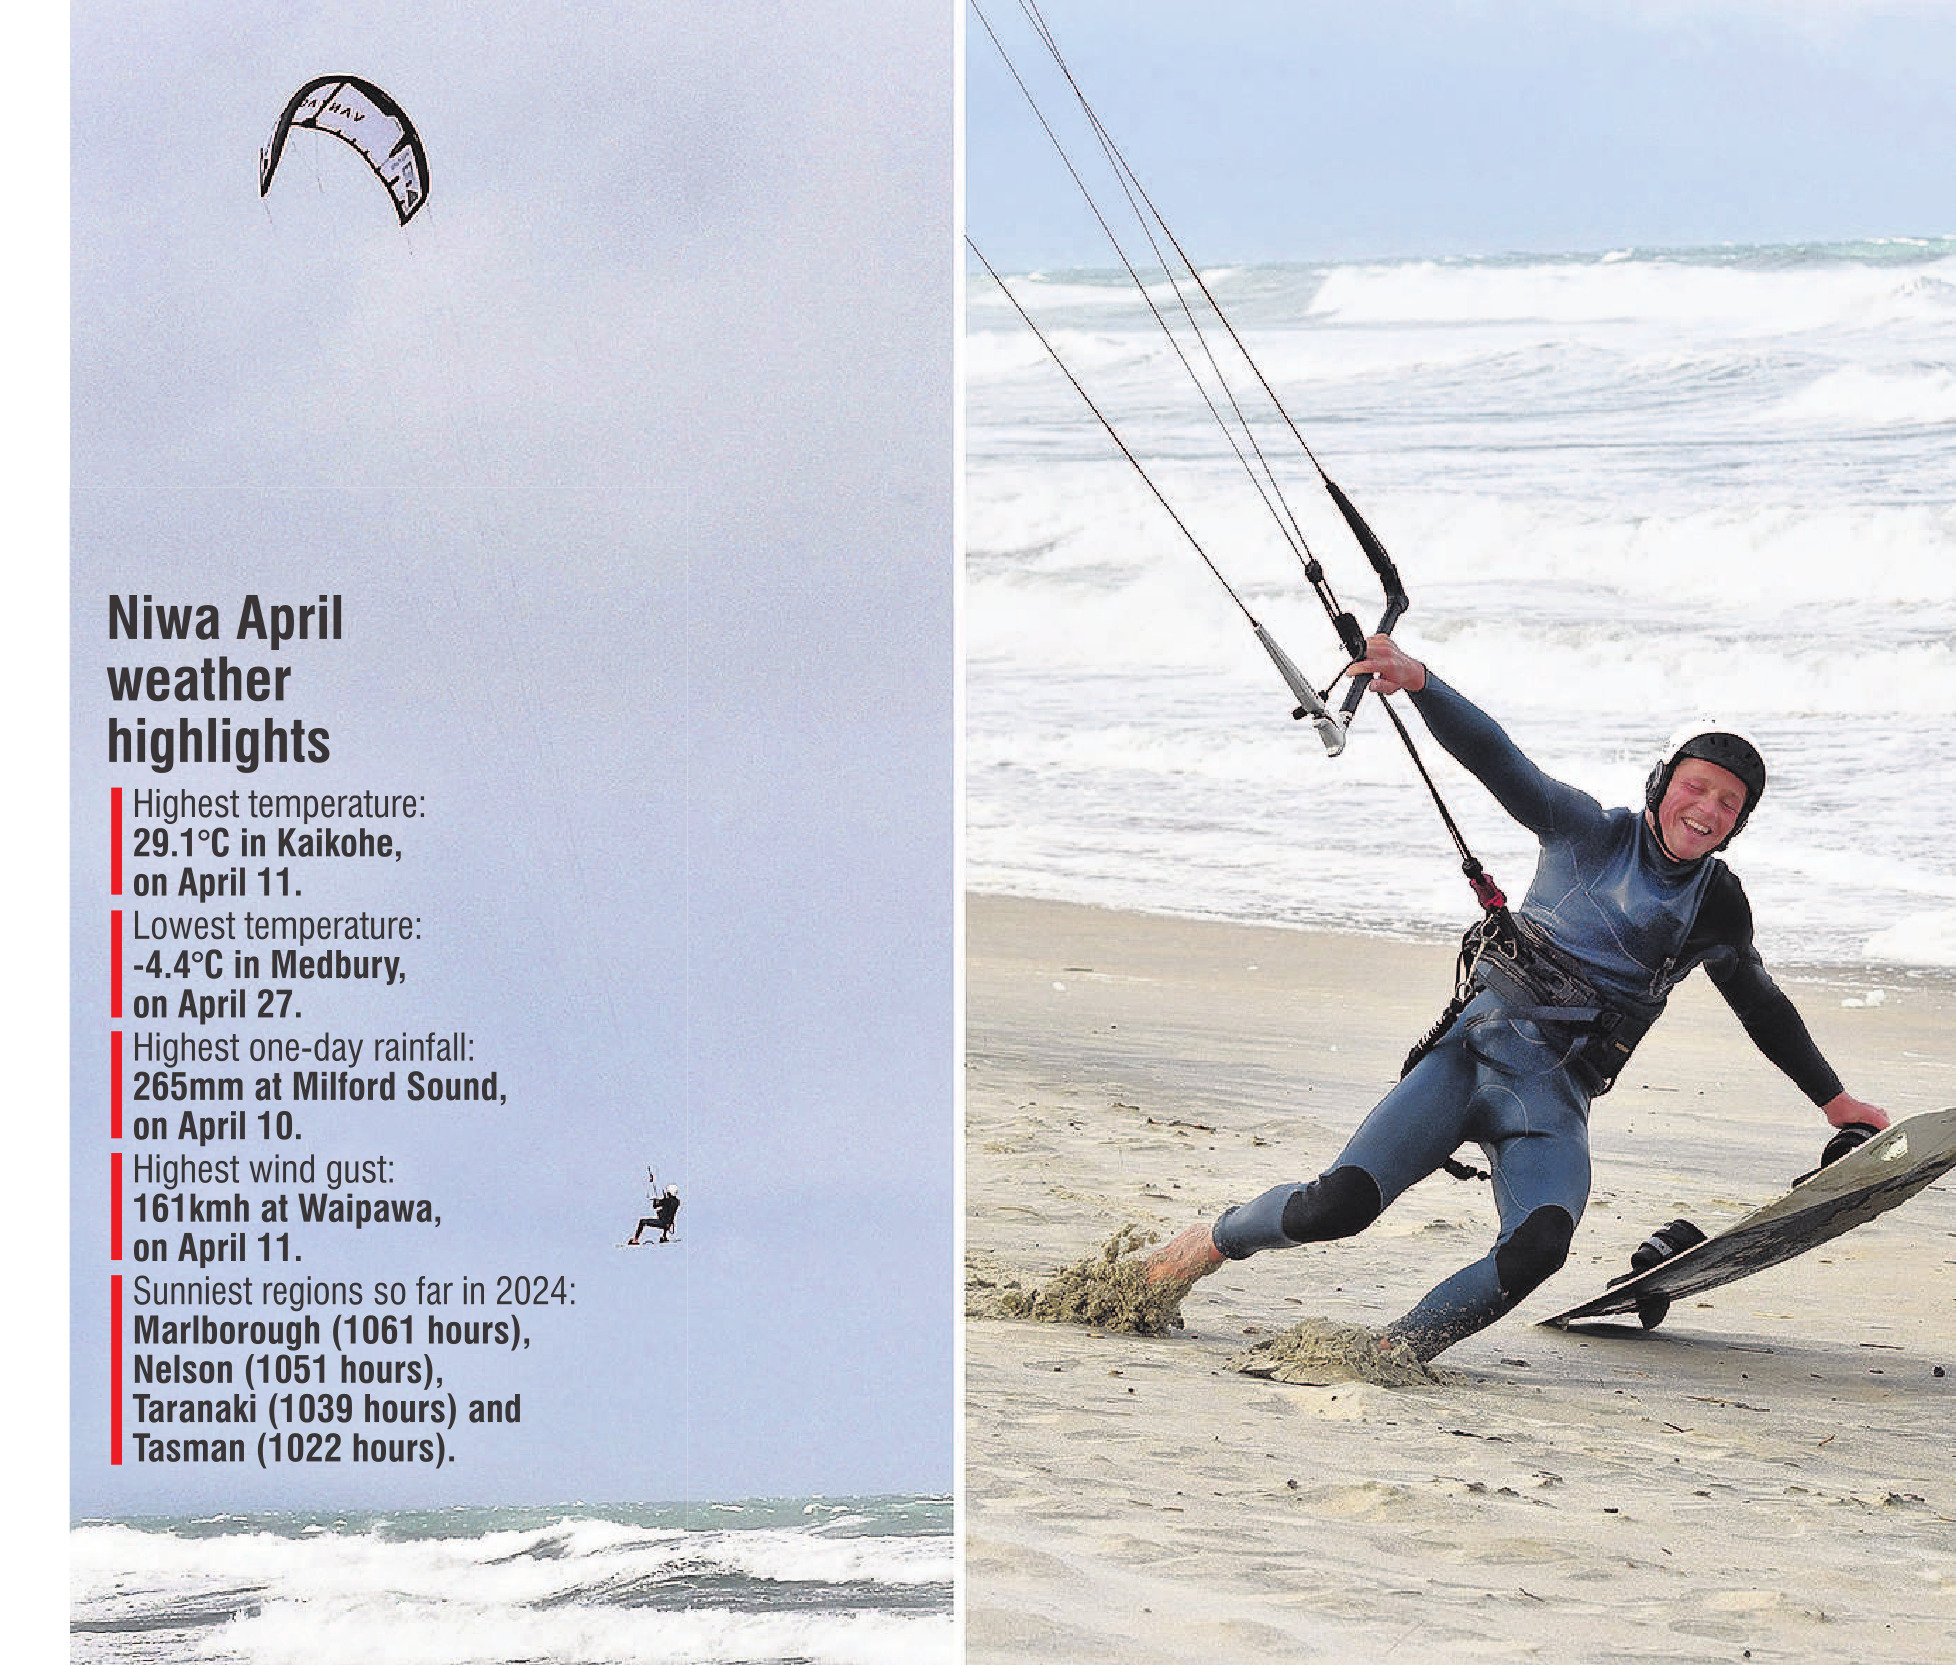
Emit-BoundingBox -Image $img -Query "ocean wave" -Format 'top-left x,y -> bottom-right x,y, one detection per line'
1769,364 -> 1956,431
964,321 -> 1175,381
77,1599 -> 950,1665
975,455 -> 1956,591
72,1504 -> 953,1665
1304,251 -> 1956,333
1864,909 -> 1956,969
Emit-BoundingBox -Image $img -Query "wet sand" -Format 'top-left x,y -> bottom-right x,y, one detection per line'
964,893 -> 1956,1663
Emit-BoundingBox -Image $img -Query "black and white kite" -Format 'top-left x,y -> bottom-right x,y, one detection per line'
260,76 -> 429,225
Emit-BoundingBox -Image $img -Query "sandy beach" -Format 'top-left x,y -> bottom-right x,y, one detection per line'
965,893 -> 1956,1663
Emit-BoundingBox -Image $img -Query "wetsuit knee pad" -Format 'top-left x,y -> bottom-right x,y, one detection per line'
1495,1205 -> 1575,1300
1279,1166 -> 1383,1243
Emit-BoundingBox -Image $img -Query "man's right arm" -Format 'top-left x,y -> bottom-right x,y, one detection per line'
1349,634 -> 1599,839
1408,674 -> 1591,839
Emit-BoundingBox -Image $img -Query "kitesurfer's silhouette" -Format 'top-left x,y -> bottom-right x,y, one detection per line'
627,1186 -> 681,1245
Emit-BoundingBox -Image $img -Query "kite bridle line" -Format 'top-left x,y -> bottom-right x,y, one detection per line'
1007,0 -> 1416,666
965,239 -> 1257,625
973,0 -> 1414,740
970,3 -> 1323,584
973,0 -> 1504,917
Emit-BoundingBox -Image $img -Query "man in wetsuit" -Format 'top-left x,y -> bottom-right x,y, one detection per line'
651,1188 -> 680,1242
1143,635 -> 1890,1361
626,1186 -> 681,1246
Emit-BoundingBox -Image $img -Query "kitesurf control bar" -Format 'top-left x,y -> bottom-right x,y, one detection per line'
1319,476 -> 1410,728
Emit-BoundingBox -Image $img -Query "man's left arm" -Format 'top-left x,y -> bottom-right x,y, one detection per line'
1705,948 -> 1890,1131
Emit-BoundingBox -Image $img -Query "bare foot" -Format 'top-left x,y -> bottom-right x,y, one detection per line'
1141,1221 -> 1225,1286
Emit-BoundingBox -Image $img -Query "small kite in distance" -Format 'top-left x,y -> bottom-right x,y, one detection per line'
260,75 -> 429,225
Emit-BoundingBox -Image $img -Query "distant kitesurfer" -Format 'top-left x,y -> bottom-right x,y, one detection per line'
627,1187 -> 681,1246
1143,635 -> 1890,1360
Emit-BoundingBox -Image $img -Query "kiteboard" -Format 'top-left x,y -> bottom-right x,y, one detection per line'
1542,1105 -> 1956,1332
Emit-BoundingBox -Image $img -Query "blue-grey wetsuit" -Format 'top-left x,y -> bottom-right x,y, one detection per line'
1210,675 -> 1844,1360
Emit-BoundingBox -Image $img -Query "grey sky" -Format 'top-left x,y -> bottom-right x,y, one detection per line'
70,0 -> 951,1516
969,0 -> 1956,268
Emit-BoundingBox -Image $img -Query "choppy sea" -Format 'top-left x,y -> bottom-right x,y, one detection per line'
70,1497 -> 953,1664
967,238 -> 1956,972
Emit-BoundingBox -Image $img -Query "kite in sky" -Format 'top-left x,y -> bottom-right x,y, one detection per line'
260,75 -> 429,224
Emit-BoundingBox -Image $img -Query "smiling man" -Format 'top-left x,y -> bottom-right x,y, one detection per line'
1145,635 -> 1889,1361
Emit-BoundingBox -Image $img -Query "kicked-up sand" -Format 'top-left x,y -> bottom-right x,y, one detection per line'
965,893 -> 1956,1663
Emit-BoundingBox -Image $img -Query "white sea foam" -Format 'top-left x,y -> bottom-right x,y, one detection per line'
1771,364 -> 1956,430
70,1504 -> 954,1665
1865,910 -> 1956,969
1306,251 -> 1956,334
199,1602 -> 946,1665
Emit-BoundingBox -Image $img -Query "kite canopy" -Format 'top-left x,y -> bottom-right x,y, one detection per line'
260,76 -> 429,224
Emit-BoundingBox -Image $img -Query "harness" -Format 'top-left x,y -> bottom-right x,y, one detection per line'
1403,910 -> 1655,1099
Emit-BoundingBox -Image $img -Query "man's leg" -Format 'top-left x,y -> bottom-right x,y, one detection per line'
1148,1029 -> 1480,1284
1384,1077 -> 1591,1360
